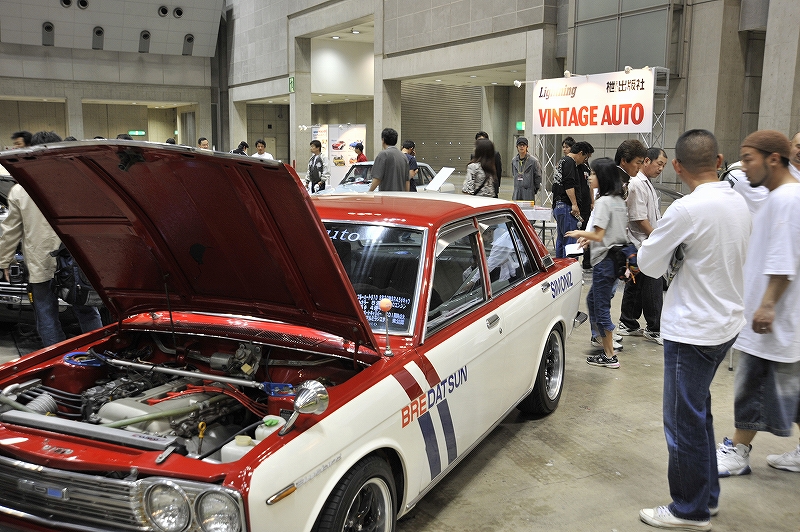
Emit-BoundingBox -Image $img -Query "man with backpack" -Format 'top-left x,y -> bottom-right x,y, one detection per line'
0,131 -> 102,347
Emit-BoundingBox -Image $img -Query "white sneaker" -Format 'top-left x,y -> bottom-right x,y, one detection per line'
613,333 -> 623,342
590,337 -> 622,350
643,328 -> 664,345
639,506 -> 711,531
717,437 -> 751,477
618,322 -> 643,336
766,444 -> 800,472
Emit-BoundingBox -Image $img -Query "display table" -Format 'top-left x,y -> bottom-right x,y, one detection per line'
517,204 -> 553,243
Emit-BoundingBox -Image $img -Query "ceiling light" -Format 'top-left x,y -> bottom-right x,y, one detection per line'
469,75 -> 477,78
332,36 -> 340,39
435,79 -> 442,82
491,82 -> 497,85
351,29 -> 360,34
268,100 -> 273,103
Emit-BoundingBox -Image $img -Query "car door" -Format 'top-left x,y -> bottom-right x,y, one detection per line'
477,213 -> 555,407
406,220 -> 507,492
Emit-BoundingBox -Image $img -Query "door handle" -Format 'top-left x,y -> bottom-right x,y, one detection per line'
486,314 -> 500,329
541,281 -> 550,293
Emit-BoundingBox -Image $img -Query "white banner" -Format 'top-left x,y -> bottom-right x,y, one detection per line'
532,69 -> 655,135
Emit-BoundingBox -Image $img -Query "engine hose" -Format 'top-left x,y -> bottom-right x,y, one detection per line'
0,393 -> 38,414
100,394 -> 230,428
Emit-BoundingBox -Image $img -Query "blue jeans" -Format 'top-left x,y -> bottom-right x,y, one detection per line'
553,202 -> 578,259
663,337 -> 736,521
31,282 -> 103,347
587,255 -> 616,338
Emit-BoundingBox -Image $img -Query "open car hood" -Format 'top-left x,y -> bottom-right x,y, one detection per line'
0,141 -> 380,352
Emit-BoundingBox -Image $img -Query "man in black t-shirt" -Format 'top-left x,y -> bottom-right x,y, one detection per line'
552,141 -> 593,258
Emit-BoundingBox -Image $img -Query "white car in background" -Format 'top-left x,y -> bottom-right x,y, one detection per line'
316,161 -> 456,194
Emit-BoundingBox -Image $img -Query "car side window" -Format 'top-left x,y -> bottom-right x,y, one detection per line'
418,166 -> 432,185
479,215 -> 538,295
427,225 -> 485,333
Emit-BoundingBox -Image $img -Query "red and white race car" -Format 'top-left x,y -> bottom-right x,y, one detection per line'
0,142 -> 585,532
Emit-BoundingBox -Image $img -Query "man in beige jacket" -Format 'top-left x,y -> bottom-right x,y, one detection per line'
0,131 -> 101,346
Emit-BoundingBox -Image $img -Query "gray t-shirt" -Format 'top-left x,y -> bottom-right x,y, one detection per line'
589,195 -> 628,266
372,146 -> 409,191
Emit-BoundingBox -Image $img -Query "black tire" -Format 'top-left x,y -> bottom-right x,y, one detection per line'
517,327 -> 565,415
313,455 -> 397,532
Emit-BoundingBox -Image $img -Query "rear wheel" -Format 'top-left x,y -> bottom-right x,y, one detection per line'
313,456 -> 396,532
517,327 -> 564,415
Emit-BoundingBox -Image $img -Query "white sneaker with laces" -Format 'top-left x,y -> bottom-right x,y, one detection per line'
717,437 -> 751,477
643,328 -> 664,345
766,444 -> 800,472
639,506 -> 711,531
618,322 -> 643,336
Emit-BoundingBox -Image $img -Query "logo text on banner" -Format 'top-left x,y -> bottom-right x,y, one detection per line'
532,69 -> 655,135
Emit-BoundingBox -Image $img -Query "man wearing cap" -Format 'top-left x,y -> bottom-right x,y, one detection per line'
714,130 -> 800,480
511,137 -> 541,203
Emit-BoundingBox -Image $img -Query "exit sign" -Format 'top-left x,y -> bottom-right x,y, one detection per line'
515,121 -> 525,131
128,130 -> 146,136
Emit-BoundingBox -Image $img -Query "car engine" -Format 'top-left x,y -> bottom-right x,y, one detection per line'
0,330 -> 363,462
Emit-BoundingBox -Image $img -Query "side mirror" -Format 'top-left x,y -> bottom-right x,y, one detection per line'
278,380 -> 329,436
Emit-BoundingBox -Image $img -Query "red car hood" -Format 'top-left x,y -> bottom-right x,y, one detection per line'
0,141 -> 380,352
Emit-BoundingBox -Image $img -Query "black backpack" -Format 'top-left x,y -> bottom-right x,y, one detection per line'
608,243 -> 639,282
51,244 -> 102,307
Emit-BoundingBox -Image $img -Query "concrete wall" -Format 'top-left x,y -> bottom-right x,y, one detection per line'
247,104 -> 290,162
0,101 -> 66,147
384,0 -> 557,54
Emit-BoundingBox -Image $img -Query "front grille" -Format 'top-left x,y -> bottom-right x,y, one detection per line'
0,455 -> 147,531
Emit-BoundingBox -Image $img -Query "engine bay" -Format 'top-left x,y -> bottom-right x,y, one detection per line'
0,330 -> 364,463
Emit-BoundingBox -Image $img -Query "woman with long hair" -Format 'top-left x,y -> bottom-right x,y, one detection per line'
462,138 -> 497,197
566,157 -> 628,368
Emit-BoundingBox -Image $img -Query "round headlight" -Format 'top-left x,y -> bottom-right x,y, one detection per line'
145,482 -> 191,532
196,490 -> 242,532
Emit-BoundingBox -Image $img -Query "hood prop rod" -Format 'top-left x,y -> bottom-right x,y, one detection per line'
163,274 -> 179,354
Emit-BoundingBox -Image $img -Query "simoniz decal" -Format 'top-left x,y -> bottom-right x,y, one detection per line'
393,359 -> 466,480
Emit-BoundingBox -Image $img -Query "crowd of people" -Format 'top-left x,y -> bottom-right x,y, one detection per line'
457,127 -> 800,531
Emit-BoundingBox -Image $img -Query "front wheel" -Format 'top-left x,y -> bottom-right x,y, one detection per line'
517,327 -> 565,415
313,456 -> 397,532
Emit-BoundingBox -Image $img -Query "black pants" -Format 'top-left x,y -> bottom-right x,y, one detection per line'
619,271 -> 663,332
580,209 -> 591,269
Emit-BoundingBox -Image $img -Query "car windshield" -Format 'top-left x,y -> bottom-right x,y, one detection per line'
341,165 -> 373,185
324,222 -> 422,335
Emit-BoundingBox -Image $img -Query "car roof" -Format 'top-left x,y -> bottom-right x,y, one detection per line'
312,192 -> 511,228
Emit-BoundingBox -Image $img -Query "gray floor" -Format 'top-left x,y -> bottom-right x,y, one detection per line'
1,282 -> 798,532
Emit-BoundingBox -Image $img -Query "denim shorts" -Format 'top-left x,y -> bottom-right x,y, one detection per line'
734,351 -> 800,436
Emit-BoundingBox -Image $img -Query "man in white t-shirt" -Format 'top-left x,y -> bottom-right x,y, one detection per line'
251,139 -> 274,160
637,129 -> 751,531
714,130 -> 800,479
